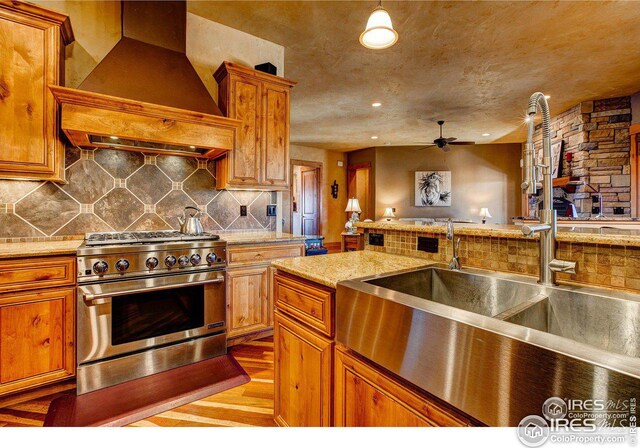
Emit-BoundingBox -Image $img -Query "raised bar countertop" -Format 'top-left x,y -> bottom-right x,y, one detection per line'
271,250 -> 434,289
355,221 -> 640,246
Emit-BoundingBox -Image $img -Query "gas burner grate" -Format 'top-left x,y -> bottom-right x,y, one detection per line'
85,231 -> 220,246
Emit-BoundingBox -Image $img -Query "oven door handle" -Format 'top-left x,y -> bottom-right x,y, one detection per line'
82,277 -> 224,304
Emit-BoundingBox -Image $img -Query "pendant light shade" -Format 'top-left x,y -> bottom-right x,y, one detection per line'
359,3 -> 398,50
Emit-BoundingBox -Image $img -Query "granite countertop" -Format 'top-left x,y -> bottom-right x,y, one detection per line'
271,251 -> 434,289
355,221 -> 640,247
0,239 -> 84,260
221,232 -> 306,245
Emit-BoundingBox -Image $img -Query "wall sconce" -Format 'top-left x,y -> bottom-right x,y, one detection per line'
331,180 -> 339,199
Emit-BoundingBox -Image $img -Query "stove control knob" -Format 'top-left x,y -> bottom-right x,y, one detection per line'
165,255 -> 177,268
115,259 -> 130,272
206,252 -> 217,264
146,257 -> 159,270
190,254 -> 202,266
93,260 -> 108,275
178,255 -> 190,267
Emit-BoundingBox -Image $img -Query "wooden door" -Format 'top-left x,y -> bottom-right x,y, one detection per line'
0,287 -> 75,395
334,346 -> 469,427
274,311 -> 333,427
226,266 -> 269,339
347,162 -> 372,220
0,4 -> 68,181
301,168 -> 320,235
226,75 -> 262,186
262,82 -> 290,188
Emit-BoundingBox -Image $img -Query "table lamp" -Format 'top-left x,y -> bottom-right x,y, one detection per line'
345,198 -> 362,233
382,207 -> 396,221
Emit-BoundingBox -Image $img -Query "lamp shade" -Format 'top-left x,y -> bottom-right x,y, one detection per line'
479,207 -> 492,219
345,198 -> 362,213
359,5 -> 398,50
382,207 -> 395,219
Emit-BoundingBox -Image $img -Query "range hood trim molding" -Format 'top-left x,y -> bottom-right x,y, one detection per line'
50,85 -> 241,159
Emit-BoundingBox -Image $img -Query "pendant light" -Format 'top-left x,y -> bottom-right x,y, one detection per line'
359,1 -> 398,50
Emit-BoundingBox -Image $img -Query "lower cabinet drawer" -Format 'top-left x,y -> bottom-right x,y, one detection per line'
274,311 -> 333,427
334,345 -> 471,427
0,256 -> 76,294
273,272 -> 334,337
227,243 -> 304,267
0,287 -> 76,396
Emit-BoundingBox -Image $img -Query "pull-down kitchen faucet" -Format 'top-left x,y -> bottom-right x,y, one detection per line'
446,218 -> 461,271
521,92 -> 577,285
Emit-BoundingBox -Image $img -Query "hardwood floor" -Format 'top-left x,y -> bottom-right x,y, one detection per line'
0,337 -> 275,427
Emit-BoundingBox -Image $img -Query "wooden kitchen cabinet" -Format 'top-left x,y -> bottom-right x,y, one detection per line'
214,61 -> 295,190
226,266 -> 270,339
226,241 -> 305,346
0,1 -> 73,182
0,287 -> 75,396
274,310 -> 333,427
334,345 -> 471,427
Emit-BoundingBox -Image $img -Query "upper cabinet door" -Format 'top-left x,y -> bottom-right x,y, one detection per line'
227,76 -> 262,186
214,62 -> 295,190
262,82 -> 290,188
0,2 -> 73,182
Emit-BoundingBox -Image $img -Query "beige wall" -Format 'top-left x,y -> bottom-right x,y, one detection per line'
284,145 -> 347,243
32,0 -> 121,88
186,10 -> 284,102
357,144 -> 522,225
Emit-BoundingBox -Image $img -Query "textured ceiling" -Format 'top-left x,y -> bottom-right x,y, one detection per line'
189,1 -> 640,151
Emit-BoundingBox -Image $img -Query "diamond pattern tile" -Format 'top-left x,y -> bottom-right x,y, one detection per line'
94,148 -> 144,178
156,155 -> 198,181
94,188 -> 144,231
62,159 -> 114,204
183,169 -> 216,205
1,147 -> 272,239
127,165 -> 172,204
207,190 -> 239,229
250,192 -> 274,228
15,183 -> 80,235
156,190 -> 197,229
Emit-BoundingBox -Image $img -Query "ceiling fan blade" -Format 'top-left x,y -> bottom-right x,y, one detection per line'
445,137 -> 457,142
448,141 -> 476,145
441,145 -> 452,152
417,144 -> 436,150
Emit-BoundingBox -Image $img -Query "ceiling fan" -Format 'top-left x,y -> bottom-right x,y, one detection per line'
416,120 -> 476,152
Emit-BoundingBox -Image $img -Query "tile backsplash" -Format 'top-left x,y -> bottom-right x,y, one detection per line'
0,147 -> 276,239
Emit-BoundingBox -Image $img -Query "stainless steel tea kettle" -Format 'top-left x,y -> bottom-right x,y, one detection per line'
177,206 -> 204,235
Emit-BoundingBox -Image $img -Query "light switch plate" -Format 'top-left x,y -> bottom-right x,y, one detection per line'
267,204 -> 277,217
240,205 -> 247,216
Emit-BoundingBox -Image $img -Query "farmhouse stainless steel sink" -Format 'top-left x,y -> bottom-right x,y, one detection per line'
337,265 -> 640,427
365,267 -> 543,318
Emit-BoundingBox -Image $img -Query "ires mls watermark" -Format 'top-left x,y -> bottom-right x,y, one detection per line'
517,397 -> 637,446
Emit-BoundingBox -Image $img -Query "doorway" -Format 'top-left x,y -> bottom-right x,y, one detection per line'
290,160 -> 322,236
347,162 -> 372,220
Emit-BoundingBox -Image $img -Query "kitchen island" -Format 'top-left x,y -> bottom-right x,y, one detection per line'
270,251 -> 480,427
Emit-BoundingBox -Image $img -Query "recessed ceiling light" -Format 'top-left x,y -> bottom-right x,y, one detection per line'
372,102 -> 382,107
189,145 -> 196,149
544,95 -> 551,99
482,133 -> 491,137
109,136 -> 118,140
524,117 -> 531,123
371,135 -> 379,140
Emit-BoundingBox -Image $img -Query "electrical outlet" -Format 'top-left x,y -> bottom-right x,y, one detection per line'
267,204 -> 277,217
417,237 -> 439,253
240,205 -> 247,216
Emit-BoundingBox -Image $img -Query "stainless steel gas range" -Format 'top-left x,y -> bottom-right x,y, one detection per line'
76,231 -> 227,394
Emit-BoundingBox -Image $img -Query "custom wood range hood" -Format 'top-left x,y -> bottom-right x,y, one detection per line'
51,0 -> 240,159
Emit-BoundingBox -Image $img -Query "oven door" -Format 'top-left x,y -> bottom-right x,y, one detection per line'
77,270 -> 225,365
